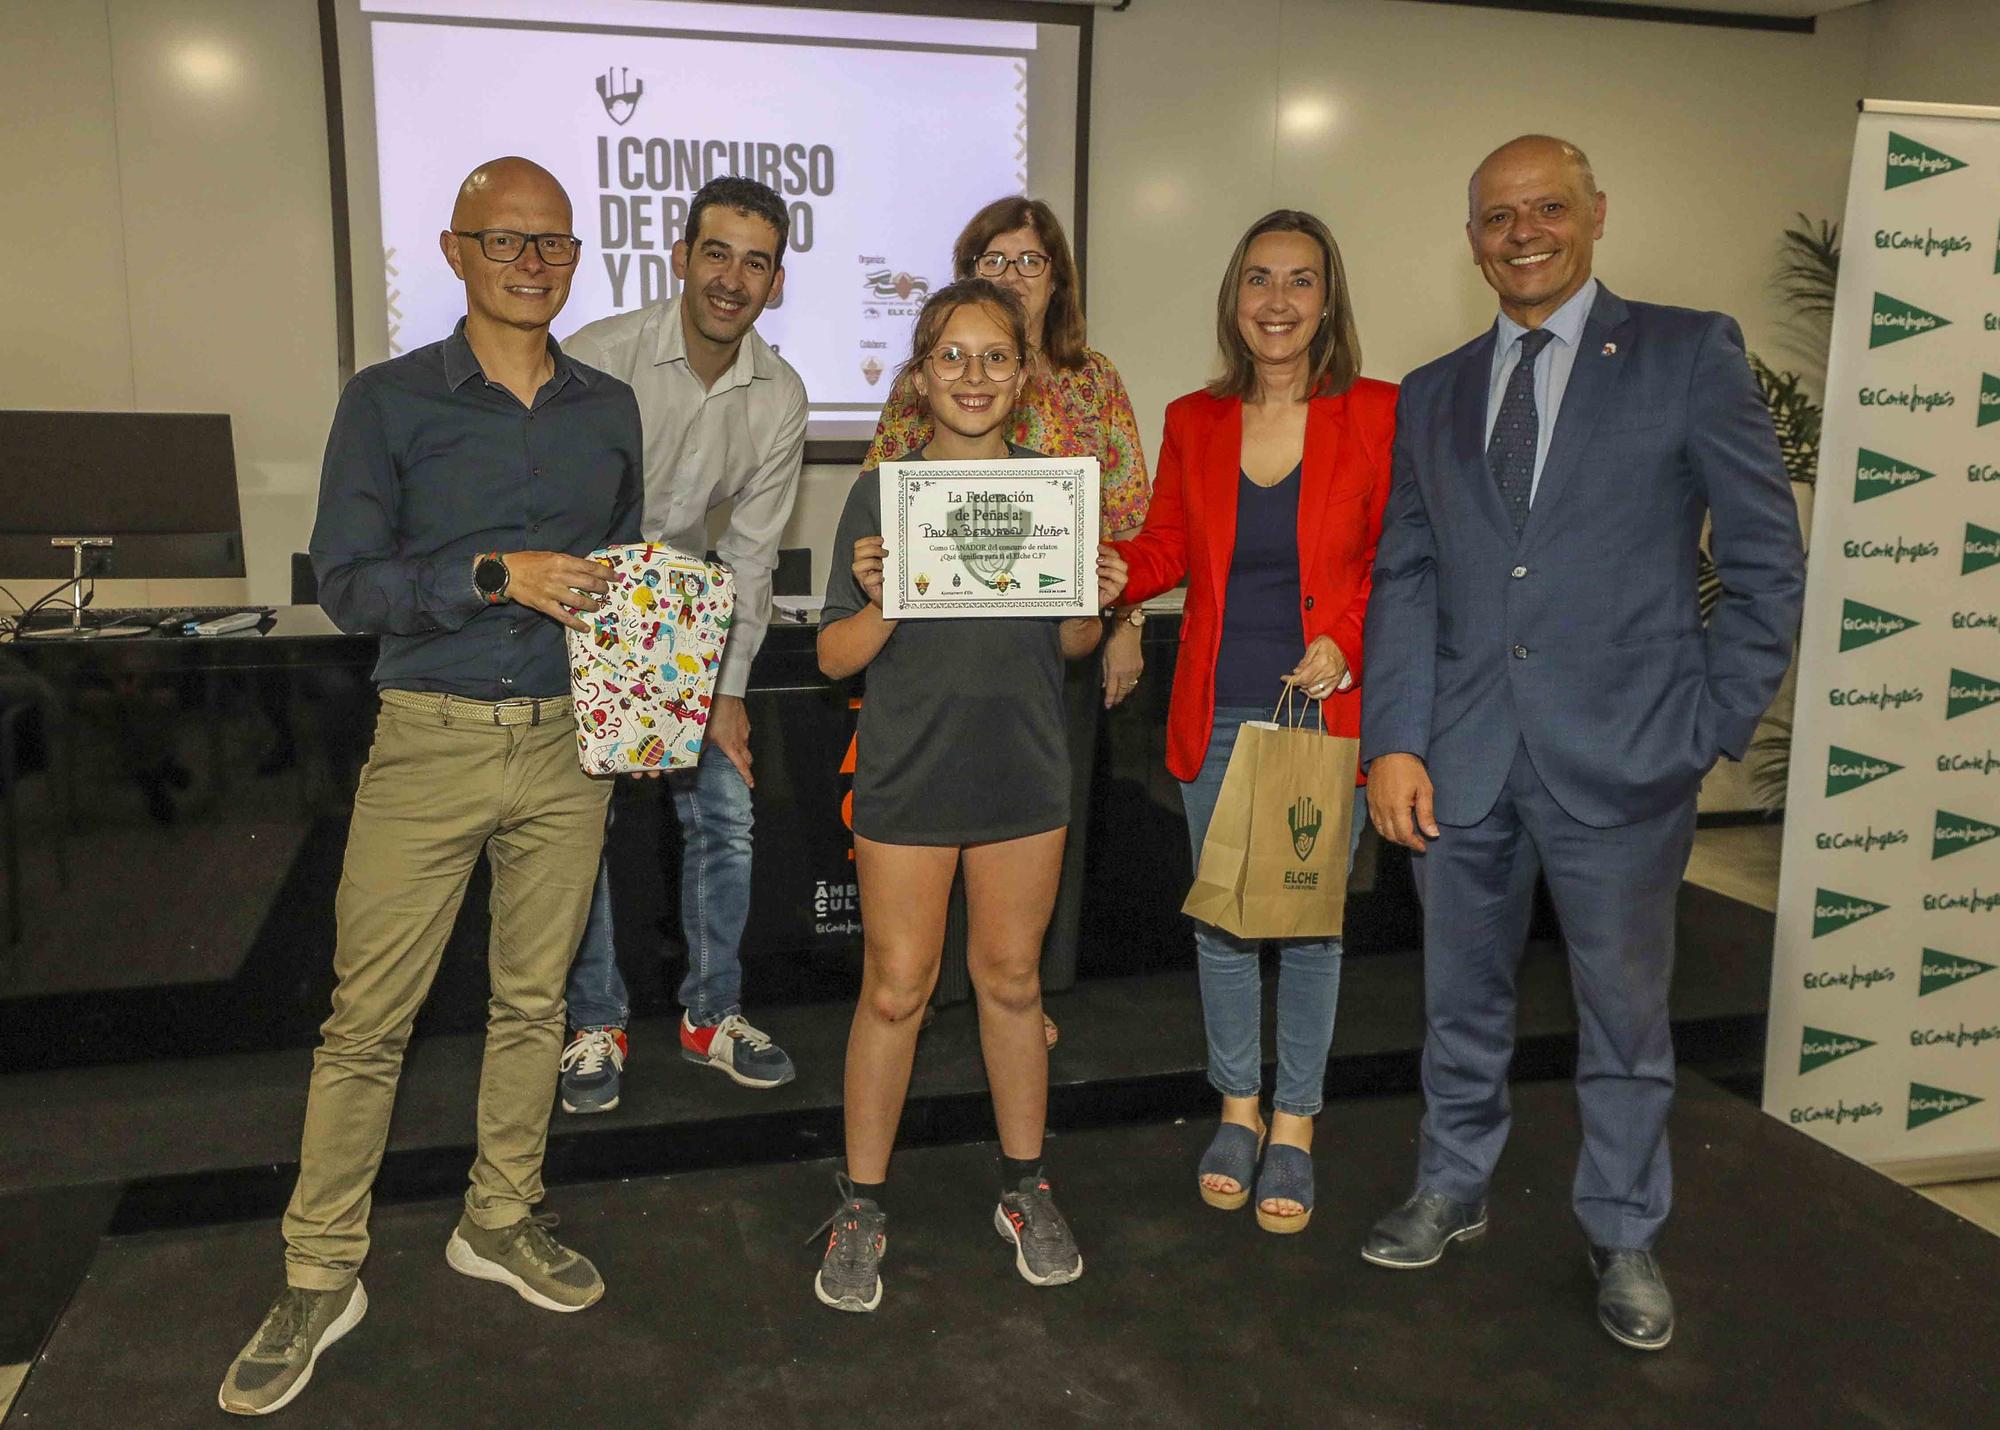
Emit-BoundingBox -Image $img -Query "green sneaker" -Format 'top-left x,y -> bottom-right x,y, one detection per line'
217,1280 -> 367,1416
445,1212 -> 603,1312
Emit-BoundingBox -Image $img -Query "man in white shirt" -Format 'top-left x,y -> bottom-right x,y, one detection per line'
556,176 -> 809,1107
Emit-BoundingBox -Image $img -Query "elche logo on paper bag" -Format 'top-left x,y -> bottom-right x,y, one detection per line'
1854,448 -> 1935,503
1869,293 -> 1951,349
1799,1025 -> 1874,1074
1933,809 -> 2000,860
595,67 -> 643,126
1839,599 -> 1919,651
1920,948 -> 1998,997
1908,1082 -> 1984,1130
1886,132 -> 1968,189
1967,523 -> 2000,576
1813,887 -> 1890,938
1826,745 -> 1903,797
1947,668 -> 2000,720
1982,374 -> 2000,427
1287,797 -> 1323,861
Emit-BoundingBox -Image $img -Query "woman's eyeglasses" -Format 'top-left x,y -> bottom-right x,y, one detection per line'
972,250 -> 1050,279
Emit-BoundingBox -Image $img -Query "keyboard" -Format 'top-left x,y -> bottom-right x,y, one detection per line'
10,604 -> 262,634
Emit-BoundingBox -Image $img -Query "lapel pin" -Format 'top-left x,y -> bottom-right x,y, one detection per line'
1601,341 -> 1618,356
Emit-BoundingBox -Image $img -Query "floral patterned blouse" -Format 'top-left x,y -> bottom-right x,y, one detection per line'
861,348 -> 1151,535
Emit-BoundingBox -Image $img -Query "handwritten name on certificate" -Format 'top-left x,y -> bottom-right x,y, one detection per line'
881,458 -> 1101,620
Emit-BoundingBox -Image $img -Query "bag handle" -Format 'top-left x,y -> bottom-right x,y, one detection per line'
1269,682 -> 1327,732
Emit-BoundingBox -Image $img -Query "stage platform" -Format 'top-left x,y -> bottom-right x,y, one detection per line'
7,1074 -> 1994,1428
0,884 -> 1775,1382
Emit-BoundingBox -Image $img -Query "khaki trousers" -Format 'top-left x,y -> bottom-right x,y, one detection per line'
283,691 -> 611,1289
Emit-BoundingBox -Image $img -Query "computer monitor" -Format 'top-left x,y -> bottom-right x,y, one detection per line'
0,410 -> 246,580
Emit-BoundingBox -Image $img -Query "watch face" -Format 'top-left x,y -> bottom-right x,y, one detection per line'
476,557 -> 508,595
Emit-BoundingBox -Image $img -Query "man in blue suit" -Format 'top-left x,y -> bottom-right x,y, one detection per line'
1359,135 -> 1804,1350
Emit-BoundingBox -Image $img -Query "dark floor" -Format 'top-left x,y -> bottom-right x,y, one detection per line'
9,1074 -> 1993,1430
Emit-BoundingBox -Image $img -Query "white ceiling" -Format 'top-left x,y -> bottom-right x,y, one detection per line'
1590,0 -> 1873,16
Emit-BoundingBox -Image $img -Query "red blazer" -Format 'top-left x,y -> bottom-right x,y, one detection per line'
1117,380 -> 1398,783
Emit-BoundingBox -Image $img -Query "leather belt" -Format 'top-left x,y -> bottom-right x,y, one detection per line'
380,688 -> 569,727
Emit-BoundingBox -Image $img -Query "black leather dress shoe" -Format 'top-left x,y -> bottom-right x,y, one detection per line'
1590,1246 -> 1675,1350
1359,1190 -> 1488,1268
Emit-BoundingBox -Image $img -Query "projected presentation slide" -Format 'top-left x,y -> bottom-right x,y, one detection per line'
342,1 -> 1083,435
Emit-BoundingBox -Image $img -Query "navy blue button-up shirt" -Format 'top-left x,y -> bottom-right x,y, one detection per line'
309,321 -> 643,699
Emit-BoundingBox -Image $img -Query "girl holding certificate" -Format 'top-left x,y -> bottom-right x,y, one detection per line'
814,279 -> 1127,1313
868,198 -> 1150,1051
1116,211 -> 1396,1234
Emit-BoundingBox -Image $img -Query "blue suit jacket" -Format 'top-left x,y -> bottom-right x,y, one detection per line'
1360,286 -> 1805,828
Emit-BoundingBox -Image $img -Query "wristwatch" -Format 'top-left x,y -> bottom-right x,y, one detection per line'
472,552 -> 511,605
1121,608 -> 1146,629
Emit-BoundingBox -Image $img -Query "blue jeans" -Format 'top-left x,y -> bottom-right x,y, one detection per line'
1180,706 -> 1366,1117
564,742 -> 754,1030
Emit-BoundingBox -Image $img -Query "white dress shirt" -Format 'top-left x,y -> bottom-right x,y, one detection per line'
564,296 -> 808,698
1484,277 -> 1600,503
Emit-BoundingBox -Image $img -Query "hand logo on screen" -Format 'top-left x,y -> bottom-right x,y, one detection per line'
596,67 -> 644,125
945,499 -> 1030,592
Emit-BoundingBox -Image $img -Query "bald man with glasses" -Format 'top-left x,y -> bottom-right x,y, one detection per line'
219,157 -> 642,1417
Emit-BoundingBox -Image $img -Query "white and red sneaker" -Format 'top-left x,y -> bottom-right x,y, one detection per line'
679,1012 -> 795,1088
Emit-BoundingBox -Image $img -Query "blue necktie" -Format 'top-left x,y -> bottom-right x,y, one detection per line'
1487,327 -> 1555,537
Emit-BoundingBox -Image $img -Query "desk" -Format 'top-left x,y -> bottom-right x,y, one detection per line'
0,605 -> 1250,1071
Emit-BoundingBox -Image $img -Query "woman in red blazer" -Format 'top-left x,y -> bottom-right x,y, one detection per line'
1117,210 -> 1396,1235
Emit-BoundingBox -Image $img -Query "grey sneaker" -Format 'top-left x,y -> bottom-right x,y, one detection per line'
559,1026 -> 627,1114
811,1174 -> 887,1313
445,1212 -> 603,1312
994,1175 -> 1084,1287
217,1280 -> 367,1416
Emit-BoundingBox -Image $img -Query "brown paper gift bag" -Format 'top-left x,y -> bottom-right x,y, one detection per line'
1181,687 -> 1359,939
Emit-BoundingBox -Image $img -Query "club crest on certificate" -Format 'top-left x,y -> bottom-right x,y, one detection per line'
881,458 -> 1101,619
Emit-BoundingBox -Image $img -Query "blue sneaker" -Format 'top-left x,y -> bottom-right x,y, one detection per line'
680,1012 -> 795,1088
559,1027 -> 626,1114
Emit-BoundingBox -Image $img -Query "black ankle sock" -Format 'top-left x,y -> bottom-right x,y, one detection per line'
1000,1154 -> 1043,1192
847,1177 -> 885,1211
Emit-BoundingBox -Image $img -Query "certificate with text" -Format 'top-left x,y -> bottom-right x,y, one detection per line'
881,458 -> 1101,619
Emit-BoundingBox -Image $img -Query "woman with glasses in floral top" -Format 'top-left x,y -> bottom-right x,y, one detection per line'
865,197 -> 1150,1047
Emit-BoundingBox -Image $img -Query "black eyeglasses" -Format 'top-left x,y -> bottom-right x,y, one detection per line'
973,250 -> 1050,278
452,229 -> 582,266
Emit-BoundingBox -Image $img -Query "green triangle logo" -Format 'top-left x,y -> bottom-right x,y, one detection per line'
1826,745 -> 1903,797
1982,374 -> 2000,428
1037,572 -> 1063,589
1870,292 -> 1951,349
1887,132 -> 1969,189
1800,1025 -> 1875,1074
1968,523 -> 2000,576
1813,887 -> 1890,938
1839,599 -> 1919,651
1933,808 -> 2000,860
1947,668 -> 2000,720
1854,447 -> 1935,503
1920,948 -> 1998,997
1909,1081 -> 1984,1130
